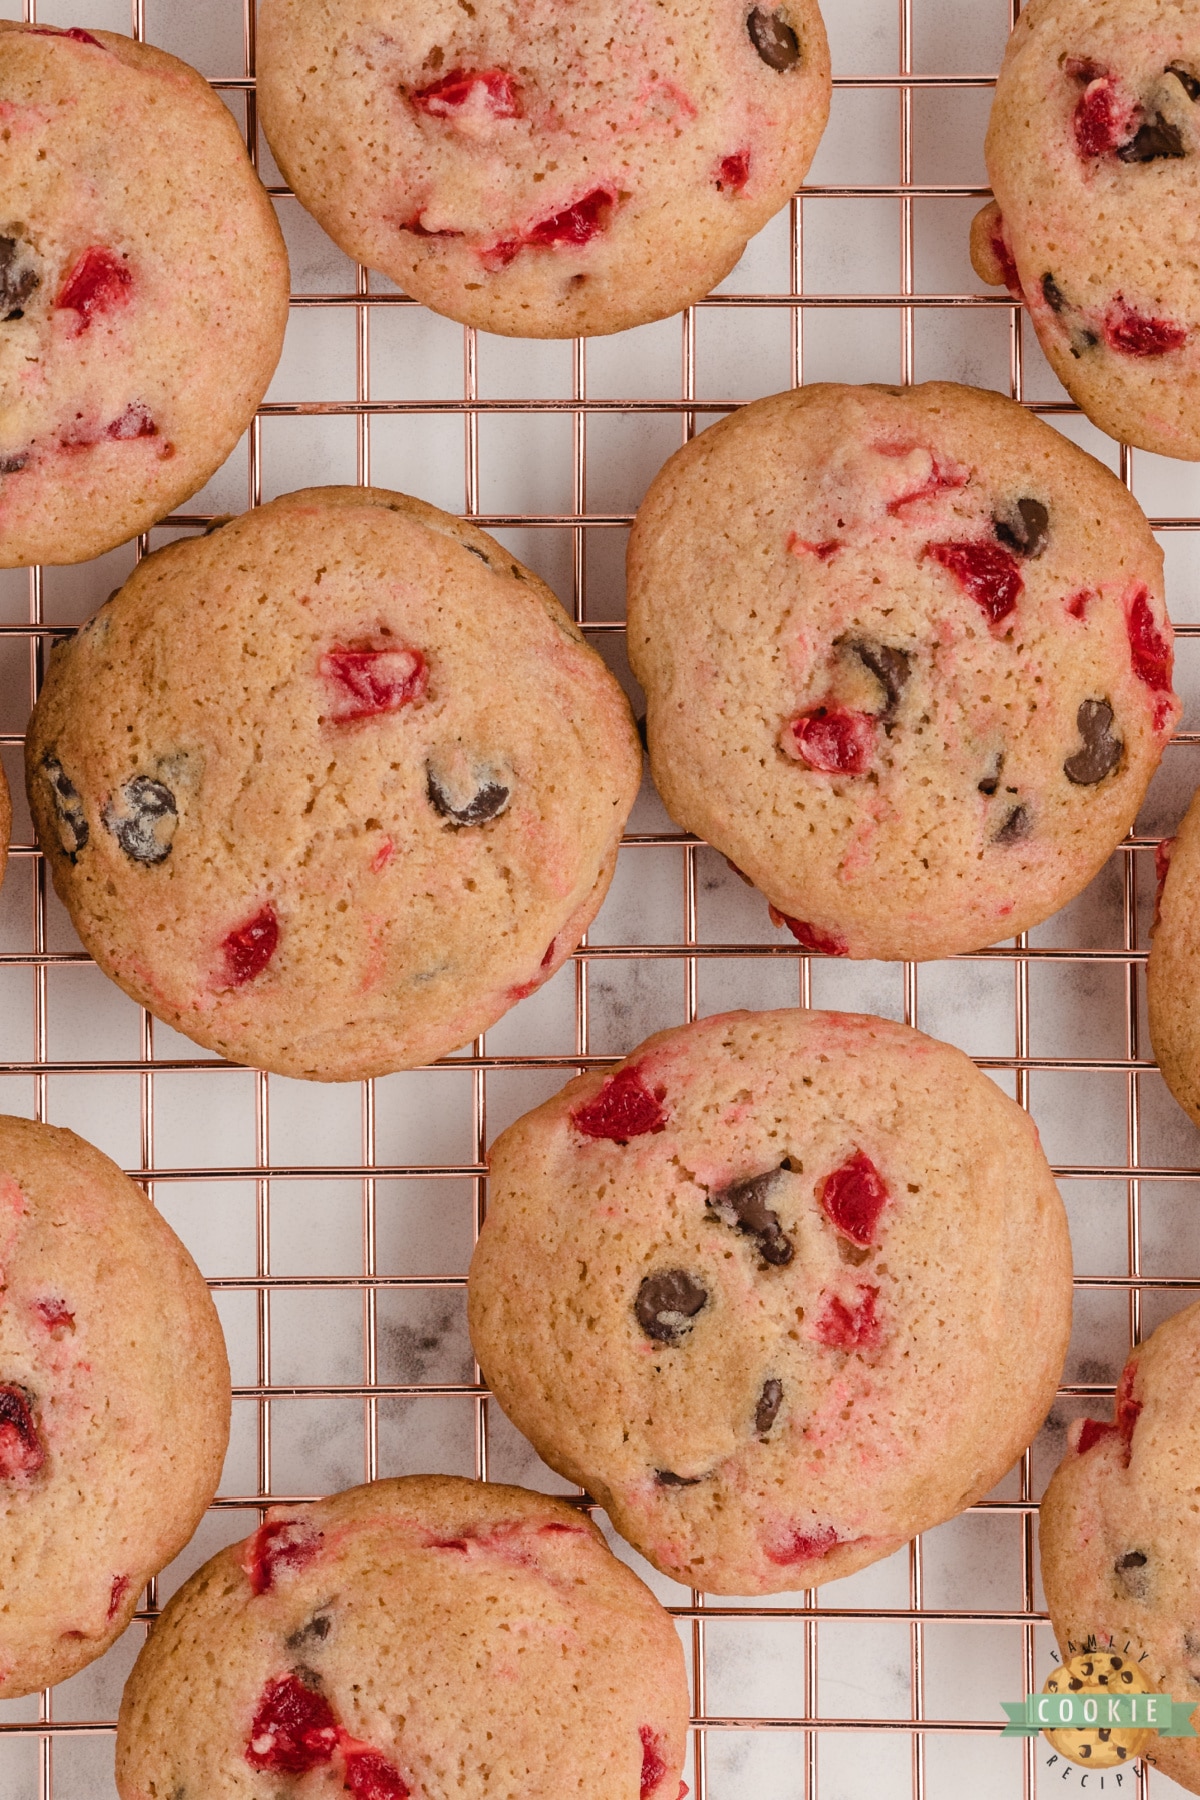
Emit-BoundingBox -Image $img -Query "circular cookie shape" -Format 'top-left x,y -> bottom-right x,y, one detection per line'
1040,1302 -> 1200,1791
971,0 -> 1200,459
468,1008 -> 1073,1596
626,381 -> 1176,963
256,0 -> 831,338
0,21 -> 289,566
1147,797 -> 1200,1127
0,1114 -> 230,1698
26,487 -> 641,1081
1041,1652 -> 1155,1770
115,1475 -> 690,1800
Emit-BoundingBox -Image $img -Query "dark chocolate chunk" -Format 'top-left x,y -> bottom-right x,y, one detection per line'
994,803 -> 1031,845
1042,273 -> 1067,313
846,640 -> 912,719
1168,65 -> 1200,101
655,1469 -> 705,1487
41,754 -> 88,861
0,454 -> 26,475
1064,698 -> 1123,786
1115,1548 -> 1150,1601
755,1378 -> 783,1436
426,764 -> 511,828
285,1611 -> 332,1651
747,7 -> 800,71
1118,114 -> 1186,161
0,235 -> 38,321
634,1269 -> 709,1344
102,775 -> 177,865
994,497 -> 1049,559
1069,328 -> 1100,357
978,753 -> 1004,797
707,1166 -> 794,1266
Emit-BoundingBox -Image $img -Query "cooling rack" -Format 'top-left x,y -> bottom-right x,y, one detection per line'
2,0 -> 1200,1794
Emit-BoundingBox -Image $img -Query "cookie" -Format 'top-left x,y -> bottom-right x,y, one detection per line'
0,1113 -> 229,1698
257,0 -> 830,338
1040,1302 -> 1200,1791
0,756 -> 9,892
0,21 -> 289,566
1040,1650 -> 1156,1768
971,0 -> 1200,459
26,486 -> 641,1081
1147,795 -> 1200,1127
468,1008 -> 1073,1596
626,381 -> 1176,963
115,1474 -> 690,1800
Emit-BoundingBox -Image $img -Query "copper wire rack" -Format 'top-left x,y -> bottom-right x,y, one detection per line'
2,0 -> 1200,1794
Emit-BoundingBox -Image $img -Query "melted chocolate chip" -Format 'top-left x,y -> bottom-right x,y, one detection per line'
0,454 -> 26,474
846,640 -> 911,719
747,7 -> 800,71
978,753 -> 1004,797
1118,114 -> 1186,161
1115,1548 -> 1150,1601
1043,273 -> 1067,313
0,235 -> 38,321
1168,65 -> 1200,101
994,497 -> 1049,559
634,1270 -> 709,1344
755,1378 -> 783,1436
102,775 -> 177,865
655,1469 -> 705,1487
994,803 -> 1031,845
707,1167 -> 794,1266
1064,698 -> 1123,786
285,1612 -> 333,1651
1070,327 -> 1100,357
426,765 -> 511,828
41,754 -> 88,860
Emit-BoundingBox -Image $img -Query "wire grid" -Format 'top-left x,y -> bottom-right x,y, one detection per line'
2,0 -> 1200,1794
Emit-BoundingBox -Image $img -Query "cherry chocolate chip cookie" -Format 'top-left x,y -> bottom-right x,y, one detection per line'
972,0 -> 1200,458
256,0 -> 830,337
469,1009 -> 1072,1595
627,381 -> 1176,962
115,1475 -> 689,1800
1146,783 -> 1200,1129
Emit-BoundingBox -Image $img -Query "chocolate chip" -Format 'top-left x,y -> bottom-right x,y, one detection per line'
1115,1548 -> 1150,1601
978,753 -> 1004,797
102,775 -> 177,865
0,234 -> 38,321
1168,65 -> 1200,101
846,640 -> 911,719
464,543 -> 490,566
285,1612 -> 332,1651
41,754 -> 88,861
634,1269 -> 708,1343
994,497 -> 1049,559
0,454 -> 26,474
426,764 -> 511,828
994,804 -> 1031,845
1070,328 -> 1100,357
1118,114 -> 1186,161
707,1167 -> 794,1266
755,1378 -> 783,1436
655,1469 -> 705,1486
1042,273 -> 1067,313
747,7 -> 800,71
1097,1728 -> 1111,1742
1064,698 -> 1123,786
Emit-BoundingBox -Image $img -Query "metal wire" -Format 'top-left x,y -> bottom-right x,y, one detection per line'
1,0 -> 1192,1794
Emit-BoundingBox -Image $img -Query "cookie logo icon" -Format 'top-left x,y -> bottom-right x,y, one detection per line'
1042,1651 -> 1155,1768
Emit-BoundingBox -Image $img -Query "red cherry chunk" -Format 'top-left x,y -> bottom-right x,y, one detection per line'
571,1065 -> 667,1142
717,150 -> 750,191
320,645 -> 428,723
785,707 -> 875,775
344,1750 -> 410,1800
527,187 -> 616,250
639,1726 -> 668,1798
0,1385 -> 44,1479
927,540 -> 1023,627
107,402 -> 157,441
1075,1417 -> 1119,1456
107,1574 -> 131,1620
34,1296 -> 74,1335
223,905 -> 279,987
246,1676 -> 339,1775
768,908 -> 849,958
1074,76 -> 1125,157
815,1285 -> 882,1351
1105,297 -> 1187,357
245,1517 -> 322,1595
412,68 -> 520,119
819,1150 -> 889,1247
1115,1360 -> 1142,1445
56,247 -> 132,324
765,1522 -> 839,1567
990,220 -> 1020,296
884,454 -> 968,515
1126,586 -> 1172,692
26,25 -> 103,45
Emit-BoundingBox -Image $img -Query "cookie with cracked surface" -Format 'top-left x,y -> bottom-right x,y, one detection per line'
115,1474 -> 689,1800
468,1008 -> 1072,1595
0,1113 -> 229,1698
626,381 -> 1176,962
256,0 -> 830,337
0,21 -> 288,565
971,0 -> 1200,458
1040,1302 -> 1200,1791
1145,788 -> 1200,1128
26,486 -> 641,1080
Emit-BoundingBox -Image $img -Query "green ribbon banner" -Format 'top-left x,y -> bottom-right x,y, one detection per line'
1002,1693 -> 1198,1737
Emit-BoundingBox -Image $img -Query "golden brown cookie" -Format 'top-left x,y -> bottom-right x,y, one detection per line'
1147,792 -> 1200,1127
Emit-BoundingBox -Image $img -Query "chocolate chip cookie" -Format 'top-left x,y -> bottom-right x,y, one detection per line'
26,487 -> 641,1081
1146,788 -> 1200,1128
1040,1302 -> 1200,1790
257,0 -> 830,337
0,1113 -> 229,1698
972,0 -> 1200,458
469,1008 -> 1072,1595
115,1475 -> 689,1800
627,381 -> 1176,962
0,21 -> 289,566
